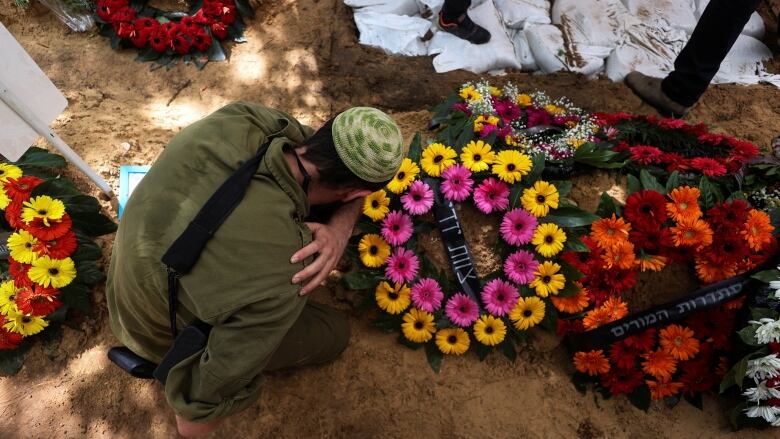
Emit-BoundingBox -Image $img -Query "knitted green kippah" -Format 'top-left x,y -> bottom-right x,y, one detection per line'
332,107 -> 404,183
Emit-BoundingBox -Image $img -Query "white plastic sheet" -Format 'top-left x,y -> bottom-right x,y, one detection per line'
353,11 -> 432,56
552,0 -> 632,49
621,0 -> 698,33
493,0 -> 550,29
525,24 -> 605,75
345,0 -> 421,16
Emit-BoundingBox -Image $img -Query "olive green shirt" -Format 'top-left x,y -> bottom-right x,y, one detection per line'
106,102 -> 314,421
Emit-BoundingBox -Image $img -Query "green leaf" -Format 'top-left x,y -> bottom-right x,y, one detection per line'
751,307 -> 780,321
733,354 -> 750,390
60,282 -> 92,312
70,212 -> 118,237
627,175 -> 641,195
342,270 -> 379,290
508,183 -> 524,209
556,281 -> 581,298
639,169 -> 665,194
407,132 -> 422,164
699,176 -> 721,211
31,178 -> 81,198
665,171 -> 680,193
429,91 -> 460,129
563,235 -> 589,252
595,193 -> 623,218
573,142 -> 621,168
500,337 -> 517,362
751,269 -> 780,283
544,206 -> 599,228
571,372 -> 590,394
559,260 -> 584,281
663,396 -> 680,408
552,180 -> 572,198
474,342 -> 491,361
425,341 -> 443,373
13,147 -> 66,169
0,342 -> 32,375
627,385 -> 652,411
207,39 -> 226,62
737,326 -> 759,347
397,333 -> 423,350
539,305 -> 558,331
47,304 -> 70,323
76,260 -> 106,285
135,47 -> 161,62
63,195 -> 102,215
526,153 -> 546,184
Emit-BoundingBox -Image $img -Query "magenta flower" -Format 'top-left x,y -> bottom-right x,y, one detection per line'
445,293 -> 480,327
385,248 -> 420,284
401,180 -> 434,215
500,208 -> 537,245
381,210 -> 414,246
495,100 -> 520,123
410,278 -> 444,312
504,250 -> 539,285
440,164 -> 474,202
480,279 -> 519,316
479,123 -> 499,138
473,177 -> 510,214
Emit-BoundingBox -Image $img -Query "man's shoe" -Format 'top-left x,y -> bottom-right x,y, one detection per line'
438,13 -> 491,45
624,71 -> 690,118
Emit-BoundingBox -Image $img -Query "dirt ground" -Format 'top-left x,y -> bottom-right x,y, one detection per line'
1,0 -> 780,438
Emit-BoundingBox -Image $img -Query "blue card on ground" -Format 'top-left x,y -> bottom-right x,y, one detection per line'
118,165 -> 150,219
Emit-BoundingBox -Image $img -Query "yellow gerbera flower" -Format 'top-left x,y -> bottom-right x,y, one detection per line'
0,189 -> 10,210
488,86 -> 502,97
516,94 -> 532,107
358,234 -> 391,268
436,327 -> 470,355
544,104 -> 565,116
7,230 -> 40,264
22,195 -> 66,226
492,150 -> 532,184
521,181 -> 560,217
2,307 -> 48,336
375,281 -> 411,315
568,138 -> 586,149
401,308 -> 436,343
459,86 -> 482,102
0,280 -> 17,315
473,314 -> 506,346
532,223 -> 567,258
460,140 -> 496,172
363,190 -> 390,221
530,261 -> 566,297
504,136 -> 519,147
509,296 -> 546,330
28,256 -> 77,288
386,158 -> 420,194
0,163 -> 23,183
420,143 -> 457,177
474,115 -> 499,133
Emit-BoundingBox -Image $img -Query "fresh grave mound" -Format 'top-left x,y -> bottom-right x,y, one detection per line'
0,148 -> 116,375
341,80 -> 776,416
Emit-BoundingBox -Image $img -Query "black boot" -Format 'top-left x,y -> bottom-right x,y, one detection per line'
438,12 -> 491,45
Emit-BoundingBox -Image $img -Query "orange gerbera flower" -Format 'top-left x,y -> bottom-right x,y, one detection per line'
641,349 -> 678,381
583,306 -> 612,330
601,297 -> 629,322
666,186 -> 702,222
638,254 -> 667,272
550,286 -> 590,314
659,325 -> 700,361
646,379 -> 684,400
590,214 -> 631,249
601,240 -> 637,270
574,350 -> 611,376
742,209 -> 774,251
694,256 -> 737,284
671,218 -> 713,248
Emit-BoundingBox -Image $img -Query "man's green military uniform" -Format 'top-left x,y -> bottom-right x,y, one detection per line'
106,102 -> 349,422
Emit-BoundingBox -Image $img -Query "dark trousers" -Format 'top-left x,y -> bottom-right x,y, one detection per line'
441,0 -> 471,20
661,0 -> 761,107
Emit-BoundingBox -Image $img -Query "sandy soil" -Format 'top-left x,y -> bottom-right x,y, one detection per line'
1,0 -> 780,438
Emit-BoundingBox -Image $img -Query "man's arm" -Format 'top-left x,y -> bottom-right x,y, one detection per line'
290,198 -> 362,296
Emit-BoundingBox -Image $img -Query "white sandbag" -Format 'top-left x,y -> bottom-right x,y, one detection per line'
713,34 -> 773,84
353,11 -> 432,56
345,0 -> 420,16
416,0 -> 443,16
622,0 -> 698,33
510,28 -> 538,71
428,1 -> 522,73
552,0 -> 633,49
693,0 -> 764,39
493,0 -> 551,29
525,24 -> 605,75
605,22 -> 686,81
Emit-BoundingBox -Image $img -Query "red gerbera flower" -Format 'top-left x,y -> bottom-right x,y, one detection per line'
5,199 -> 24,229
23,213 -> 72,241
629,224 -> 674,254
609,339 -> 639,370
690,157 -> 728,177
630,146 -> 664,165
599,268 -> 637,294
657,118 -> 687,130
662,153 -> 690,172
3,176 -> 44,204
8,257 -> 33,288
191,28 -> 213,52
705,235 -> 750,266
14,284 -> 61,316
727,138 -> 760,161
624,328 -> 657,351
32,230 -> 78,259
0,316 -> 24,350
557,319 -> 585,337
686,308 -> 735,350
624,190 -> 667,228
149,26 -> 171,53
600,368 -> 645,395
681,122 -> 708,137
706,200 -> 749,231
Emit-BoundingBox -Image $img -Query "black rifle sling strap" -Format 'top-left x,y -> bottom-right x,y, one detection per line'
160,121 -> 289,338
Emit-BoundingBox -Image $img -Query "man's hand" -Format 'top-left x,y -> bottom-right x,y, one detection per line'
291,199 -> 362,296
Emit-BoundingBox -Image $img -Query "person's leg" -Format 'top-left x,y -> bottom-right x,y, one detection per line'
438,0 -> 490,45
661,0 -> 762,106
441,0 -> 471,21
264,300 -> 350,371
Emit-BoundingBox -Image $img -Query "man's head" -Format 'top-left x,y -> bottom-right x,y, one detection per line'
299,107 -> 404,204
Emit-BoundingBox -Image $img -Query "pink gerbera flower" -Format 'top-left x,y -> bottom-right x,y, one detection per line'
500,208 -> 537,245
504,250 -> 539,285
441,164 -> 474,202
480,279 -> 519,316
410,278 -> 444,312
401,180 -> 434,215
473,177 -> 510,214
385,248 -> 420,284
445,292 -> 480,327
381,211 -> 414,246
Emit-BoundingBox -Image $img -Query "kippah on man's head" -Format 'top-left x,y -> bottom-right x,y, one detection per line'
331,107 -> 404,183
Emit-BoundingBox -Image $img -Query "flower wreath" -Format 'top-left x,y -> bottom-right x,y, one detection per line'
0,148 -> 116,374
94,0 -> 254,69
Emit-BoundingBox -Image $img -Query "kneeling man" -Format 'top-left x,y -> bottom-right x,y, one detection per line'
106,102 -> 403,437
